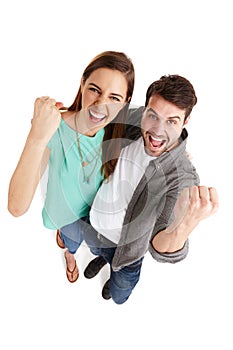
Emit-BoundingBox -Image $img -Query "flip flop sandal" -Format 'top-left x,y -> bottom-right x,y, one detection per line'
56,230 -> 65,249
64,252 -> 79,283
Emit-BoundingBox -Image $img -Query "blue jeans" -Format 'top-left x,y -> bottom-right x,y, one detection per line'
61,218 -> 143,304
77,218 -> 144,305
94,247 -> 143,305
60,217 -> 88,254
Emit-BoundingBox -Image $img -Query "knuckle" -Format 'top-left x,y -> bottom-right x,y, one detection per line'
35,97 -> 41,105
212,202 -> 219,213
200,198 -> 209,207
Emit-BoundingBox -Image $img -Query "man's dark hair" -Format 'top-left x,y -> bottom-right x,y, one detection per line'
145,75 -> 197,120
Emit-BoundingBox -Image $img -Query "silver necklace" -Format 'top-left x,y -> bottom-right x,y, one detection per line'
74,114 -> 101,184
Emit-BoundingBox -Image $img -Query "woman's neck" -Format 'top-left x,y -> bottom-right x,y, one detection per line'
62,111 -> 97,136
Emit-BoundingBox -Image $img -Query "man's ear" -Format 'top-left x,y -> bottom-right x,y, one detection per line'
184,115 -> 191,125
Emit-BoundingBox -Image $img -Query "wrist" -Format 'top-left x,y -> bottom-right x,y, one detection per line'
152,225 -> 190,254
27,130 -> 49,150
176,218 -> 199,239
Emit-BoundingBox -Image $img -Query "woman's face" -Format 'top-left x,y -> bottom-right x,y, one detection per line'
79,68 -> 128,133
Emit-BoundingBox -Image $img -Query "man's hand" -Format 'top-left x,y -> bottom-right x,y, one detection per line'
168,186 -> 219,232
152,186 -> 219,253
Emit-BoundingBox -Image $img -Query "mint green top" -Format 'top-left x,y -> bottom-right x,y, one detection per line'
42,119 -> 104,229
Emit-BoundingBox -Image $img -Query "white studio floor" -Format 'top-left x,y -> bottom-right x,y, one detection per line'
1,186 -> 232,350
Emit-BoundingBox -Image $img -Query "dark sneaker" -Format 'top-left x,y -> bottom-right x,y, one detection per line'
102,279 -> 111,300
84,256 -> 107,279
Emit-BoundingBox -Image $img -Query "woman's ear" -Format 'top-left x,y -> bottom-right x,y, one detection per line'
80,77 -> 85,93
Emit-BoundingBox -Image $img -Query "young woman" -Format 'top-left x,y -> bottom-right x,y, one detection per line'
8,51 -> 135,283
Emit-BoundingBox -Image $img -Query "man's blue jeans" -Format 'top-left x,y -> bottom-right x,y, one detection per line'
61,217 -> 143,304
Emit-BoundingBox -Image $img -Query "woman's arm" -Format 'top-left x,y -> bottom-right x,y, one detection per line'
8,97 -> 62,216
8,143 -> 50,216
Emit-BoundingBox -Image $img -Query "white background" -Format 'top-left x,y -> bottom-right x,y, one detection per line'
1,0 -> 232,349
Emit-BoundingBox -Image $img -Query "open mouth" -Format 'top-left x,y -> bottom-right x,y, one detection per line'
148,134 -> 166,149
89,109 -> 107,123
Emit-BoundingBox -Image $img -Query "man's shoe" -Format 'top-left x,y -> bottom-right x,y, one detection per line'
102,279 -> 111,300
84,256 -> 107,279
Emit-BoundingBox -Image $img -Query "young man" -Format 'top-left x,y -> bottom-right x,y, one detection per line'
80,75 -> 218,304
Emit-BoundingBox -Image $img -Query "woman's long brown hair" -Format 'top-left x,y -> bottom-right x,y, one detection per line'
68,51 -> 135,178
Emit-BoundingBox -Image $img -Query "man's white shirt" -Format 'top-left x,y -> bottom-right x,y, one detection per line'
90,137 -> 155,244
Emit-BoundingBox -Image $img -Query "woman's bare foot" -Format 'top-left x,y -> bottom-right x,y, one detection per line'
56,230 -> 65,249
64,250 -> 79,283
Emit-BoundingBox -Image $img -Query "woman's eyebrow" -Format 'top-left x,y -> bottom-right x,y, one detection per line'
88,83 -> 101,90
88,83 -> 124,99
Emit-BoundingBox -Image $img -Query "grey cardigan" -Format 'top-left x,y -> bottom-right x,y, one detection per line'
111,109 -> 200,271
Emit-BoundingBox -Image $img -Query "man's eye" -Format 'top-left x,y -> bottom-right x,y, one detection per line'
168,120 -> 176,125
111,96 -> 121,102
148,114 -> 157,119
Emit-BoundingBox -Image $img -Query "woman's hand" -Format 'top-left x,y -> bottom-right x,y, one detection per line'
30,96 -> 63,145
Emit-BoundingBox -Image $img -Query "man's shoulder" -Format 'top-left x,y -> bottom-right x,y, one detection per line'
124,106 -> 144,142
126,106 -> 144,127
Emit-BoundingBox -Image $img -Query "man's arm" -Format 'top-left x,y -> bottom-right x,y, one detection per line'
149,186 -> 219,261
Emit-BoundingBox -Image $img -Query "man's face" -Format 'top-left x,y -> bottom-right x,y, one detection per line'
141,94 -> 189,157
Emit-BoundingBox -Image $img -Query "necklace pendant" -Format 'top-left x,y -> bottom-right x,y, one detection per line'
82,161 -> 89,167
83,177 -> 89,184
